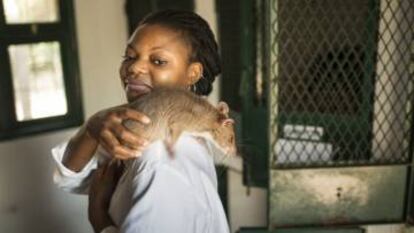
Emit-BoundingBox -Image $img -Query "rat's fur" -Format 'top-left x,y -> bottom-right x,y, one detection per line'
123,88 -> 236,156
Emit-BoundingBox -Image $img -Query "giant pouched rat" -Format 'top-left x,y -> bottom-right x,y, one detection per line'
123,88 -> 237,156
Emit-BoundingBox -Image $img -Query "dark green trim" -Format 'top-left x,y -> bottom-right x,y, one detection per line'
0,1 -> 6,29
0,24 -> 62,38
216,0 -> 243,111
239,0 -> 269,188
0,39 -> 15,131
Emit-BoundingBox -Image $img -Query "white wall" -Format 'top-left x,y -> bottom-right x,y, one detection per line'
74,0 -> 127,116
0,0 -> 128,232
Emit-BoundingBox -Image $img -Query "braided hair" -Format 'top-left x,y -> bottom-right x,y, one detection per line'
139,10 -> 221,96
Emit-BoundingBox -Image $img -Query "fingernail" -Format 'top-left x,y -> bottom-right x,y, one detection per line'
143,117 -> 151,124
134,151 -> 142,157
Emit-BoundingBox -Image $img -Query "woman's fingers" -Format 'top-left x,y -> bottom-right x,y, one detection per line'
100,128 -> 121,148
111,124 -> 148,149
100,130 -> 144,159
100,129 -> 132,157
114,146 -> 142,160
100,141 -> 139,160
87,106 -> 151,159
120,108 -> 151,124
106,108 -> 150,148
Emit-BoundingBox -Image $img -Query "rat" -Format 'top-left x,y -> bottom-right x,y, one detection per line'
123,87 -> 237,156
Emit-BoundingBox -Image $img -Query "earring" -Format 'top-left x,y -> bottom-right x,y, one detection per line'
191,74 -> 204,93
191,84 -> 197,93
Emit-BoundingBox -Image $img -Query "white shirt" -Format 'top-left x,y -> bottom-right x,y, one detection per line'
52,133 -> 230,233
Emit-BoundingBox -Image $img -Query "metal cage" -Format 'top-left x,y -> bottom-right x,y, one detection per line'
268,0 -> 414,169
264,0 -> 414,227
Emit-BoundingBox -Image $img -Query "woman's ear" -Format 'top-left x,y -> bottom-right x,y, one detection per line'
187,62 -> 203,86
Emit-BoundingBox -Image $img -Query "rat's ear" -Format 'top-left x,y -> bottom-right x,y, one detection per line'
217,101 -> 230,116
221,118 -> 235,126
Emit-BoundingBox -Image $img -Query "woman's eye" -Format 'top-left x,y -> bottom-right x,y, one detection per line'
152,59 -> 167,66
122,55 -> 135,62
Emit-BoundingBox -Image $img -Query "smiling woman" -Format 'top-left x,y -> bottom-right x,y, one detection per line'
120,24 -> 203,102
52,9 -> 229,233
0,0 -> 82,140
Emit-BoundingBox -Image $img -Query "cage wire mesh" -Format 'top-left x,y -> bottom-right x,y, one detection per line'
269,0 -> 414,168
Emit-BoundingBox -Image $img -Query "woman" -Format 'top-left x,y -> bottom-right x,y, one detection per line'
52,10 -> 229,233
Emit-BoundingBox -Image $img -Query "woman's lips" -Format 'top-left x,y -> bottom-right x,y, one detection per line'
125,79 -> 153,98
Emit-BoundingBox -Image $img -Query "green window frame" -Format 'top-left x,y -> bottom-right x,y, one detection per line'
0,0 -> 83,140
216,0 -> 269,188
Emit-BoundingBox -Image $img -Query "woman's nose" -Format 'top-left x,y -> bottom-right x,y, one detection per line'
128,58 -> 148,75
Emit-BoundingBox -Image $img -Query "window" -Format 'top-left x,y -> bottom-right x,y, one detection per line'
0,0 -> 83,140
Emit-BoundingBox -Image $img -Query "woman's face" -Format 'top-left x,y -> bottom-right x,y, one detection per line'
119,24 -> 202,102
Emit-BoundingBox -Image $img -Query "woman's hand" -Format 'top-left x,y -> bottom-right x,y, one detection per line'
88,161 -> 123,233
86,105 -> 151,160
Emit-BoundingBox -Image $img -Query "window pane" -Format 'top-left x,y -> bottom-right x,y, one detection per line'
2,0 -> 59,24
8,42 -> 67,121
